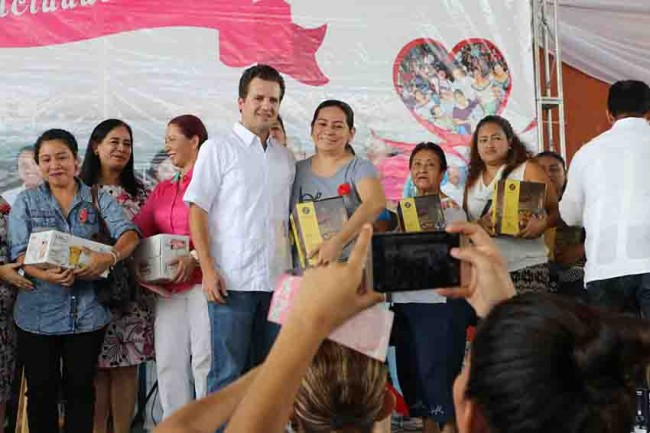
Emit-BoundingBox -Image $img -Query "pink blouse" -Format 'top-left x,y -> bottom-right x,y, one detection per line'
133,168 -> 201,293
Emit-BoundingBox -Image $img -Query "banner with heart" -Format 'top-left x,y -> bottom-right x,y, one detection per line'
374,37 -> 520,203
0,0 -> 537,208
393,37 -> 512,140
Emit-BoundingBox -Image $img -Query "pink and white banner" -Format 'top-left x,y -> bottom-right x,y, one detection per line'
0,0 -> 537,204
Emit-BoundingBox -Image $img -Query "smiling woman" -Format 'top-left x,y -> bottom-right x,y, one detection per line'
79,119 -> 153,433
9,128 -> 140,433
290,100 -> 386,266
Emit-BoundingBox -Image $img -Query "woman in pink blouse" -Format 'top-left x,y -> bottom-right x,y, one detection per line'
133,115 -> 211,418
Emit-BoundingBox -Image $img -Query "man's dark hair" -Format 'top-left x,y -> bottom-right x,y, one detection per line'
607,80 -> 650,118
238,64 -> 286,102
535,150 -> 566,171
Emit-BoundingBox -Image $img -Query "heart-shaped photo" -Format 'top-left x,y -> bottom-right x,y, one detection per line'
393,38 -> 512,138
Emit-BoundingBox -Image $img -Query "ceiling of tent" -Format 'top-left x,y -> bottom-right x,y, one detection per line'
551,0 -> 650,84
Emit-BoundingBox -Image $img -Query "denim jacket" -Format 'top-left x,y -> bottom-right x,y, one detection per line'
8,180 -> 138,335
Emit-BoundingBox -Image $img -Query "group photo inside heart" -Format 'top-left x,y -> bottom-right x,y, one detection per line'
394,37 -> 512,138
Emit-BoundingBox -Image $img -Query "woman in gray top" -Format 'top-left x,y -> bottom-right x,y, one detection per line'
291,100 -> 386,265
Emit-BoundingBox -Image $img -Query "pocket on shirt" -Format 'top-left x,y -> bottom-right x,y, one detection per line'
31,210 -> 57,231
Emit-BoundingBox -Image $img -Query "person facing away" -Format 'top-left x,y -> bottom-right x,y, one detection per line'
560,79 -> 650,318
183,64 -> 296,401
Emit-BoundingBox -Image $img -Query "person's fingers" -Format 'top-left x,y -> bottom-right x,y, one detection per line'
7,263 -> 22,269
446,222 -> 492,247
213,287 -> 226,304
203,286 -> 216,302
358,290 -> 384,310
347,224 -> 373,270
449,245 -> 492,268
12,276 -> 32,290
308,245 -> 321,260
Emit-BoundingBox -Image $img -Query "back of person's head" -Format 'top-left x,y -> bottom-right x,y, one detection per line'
239,64 -> 286,102
465,293 -> 650,433
607,80 -> 650,119
293,341 -> 388,433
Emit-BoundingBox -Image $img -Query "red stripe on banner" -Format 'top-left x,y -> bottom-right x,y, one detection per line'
0,0 -> 329,85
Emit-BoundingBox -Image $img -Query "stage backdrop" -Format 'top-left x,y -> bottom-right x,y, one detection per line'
0,0 -> 538,205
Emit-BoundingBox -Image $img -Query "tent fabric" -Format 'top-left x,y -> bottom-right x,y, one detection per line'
552,0 -> 650,84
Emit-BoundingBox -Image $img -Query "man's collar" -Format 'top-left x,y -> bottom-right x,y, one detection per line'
233,122 -> 276,149
612,116 -> 650,129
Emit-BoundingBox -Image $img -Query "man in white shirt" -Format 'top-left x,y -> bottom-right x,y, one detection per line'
560,80 -> 650,318
184,64 -> 296,397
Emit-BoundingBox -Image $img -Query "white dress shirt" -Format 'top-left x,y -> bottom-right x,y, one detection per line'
561,117 -> 650,284
184,122 -> 296,292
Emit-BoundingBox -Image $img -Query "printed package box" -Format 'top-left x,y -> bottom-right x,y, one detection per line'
397,194 -> 446,232
491,180 -> 546,236
290,197 -> 348,268
135,234 -> 190,283
24,230 -> 112,277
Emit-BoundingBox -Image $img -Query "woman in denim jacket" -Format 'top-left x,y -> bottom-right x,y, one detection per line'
8,129 -> 140,433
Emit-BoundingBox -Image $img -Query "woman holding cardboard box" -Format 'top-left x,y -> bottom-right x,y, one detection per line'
79,119 -> 153,433
132,114 -> 211,418
463,115 -> 558,294
392,142 -> 474,433
290,100 -> 386,265
8,128 -> 139,433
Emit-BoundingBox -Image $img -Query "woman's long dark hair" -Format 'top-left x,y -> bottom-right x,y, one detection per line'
467,293 -> 650,433
80,119 -> 146,198
465,115 -> 531,190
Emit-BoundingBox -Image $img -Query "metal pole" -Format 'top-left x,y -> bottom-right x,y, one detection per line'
552,0 -> 567,161
532,0 -> 544,153
542,0 -> 555,151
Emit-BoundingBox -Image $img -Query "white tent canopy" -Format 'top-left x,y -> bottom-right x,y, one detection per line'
555,0 -> 650,84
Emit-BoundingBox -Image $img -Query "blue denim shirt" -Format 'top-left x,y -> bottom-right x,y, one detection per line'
9,180 -> 138,335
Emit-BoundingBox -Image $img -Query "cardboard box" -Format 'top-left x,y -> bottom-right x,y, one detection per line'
269,274 -> 393,361
397,194 -> 446,232
24,230 -> 112,277
290,197 -> 348,268
135,234 -> 190,283
491,180 -> 546,236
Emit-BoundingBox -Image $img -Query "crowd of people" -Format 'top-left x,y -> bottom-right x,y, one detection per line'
397,41 -> 510,135
0,63 -> 648,433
